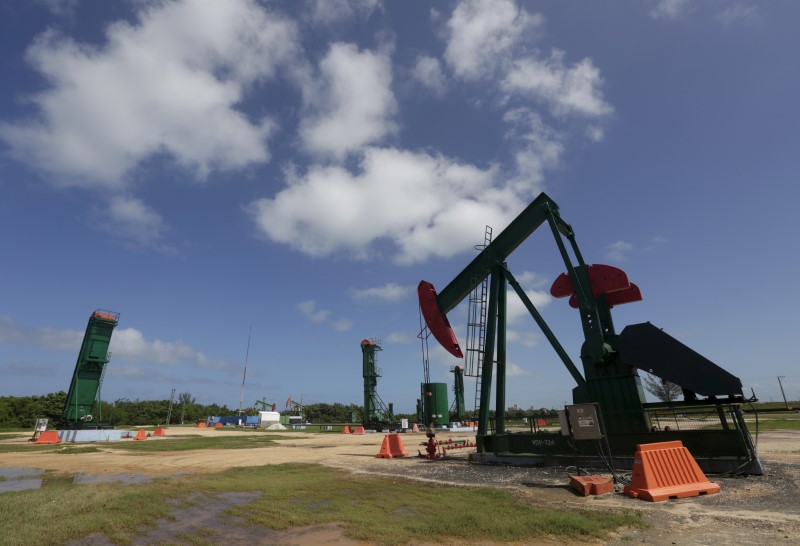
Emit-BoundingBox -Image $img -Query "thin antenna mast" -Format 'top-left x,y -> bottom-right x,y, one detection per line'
238,326 -> 251,416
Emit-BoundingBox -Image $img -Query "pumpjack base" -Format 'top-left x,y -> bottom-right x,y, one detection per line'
471,431 -> 763,475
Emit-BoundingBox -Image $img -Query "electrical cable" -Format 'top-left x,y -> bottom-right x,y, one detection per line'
596,438 -> 630,486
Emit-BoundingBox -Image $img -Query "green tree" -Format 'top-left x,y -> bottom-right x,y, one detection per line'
642,374 -> 682,402
178,392 -> 195,424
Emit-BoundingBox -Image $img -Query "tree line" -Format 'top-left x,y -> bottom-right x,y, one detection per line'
0,393 -> 402,428
1,392 -> 569,430
0,392 -> 235,428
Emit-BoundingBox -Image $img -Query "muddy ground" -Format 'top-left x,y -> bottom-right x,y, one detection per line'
1,428 -> 798,545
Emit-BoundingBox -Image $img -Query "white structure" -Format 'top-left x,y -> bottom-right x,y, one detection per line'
258,411 -> 281,428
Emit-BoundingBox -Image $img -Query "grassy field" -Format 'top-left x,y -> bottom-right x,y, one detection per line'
0,463 -> 645,545
749,417 -> 800,431
0,434 -> 288,454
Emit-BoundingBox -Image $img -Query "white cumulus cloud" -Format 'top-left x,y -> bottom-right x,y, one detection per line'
299,42 -> 397,159
606,240 -> 634,262
503,49 -> 612,118
0,0 -> 302,187
506,289 -> 551,324
444,0 -> 543,81
351,283 -> 413,303
411,55 -> 448,97
650,0 -> 691,20
306,0 -> 381,27
296,300 -> 331,323
716,4 -> 760,26
386,331 -> 414,344
248,146 -> 526,264
503,108 -> 564,194
100,195 -> 168,249
110,327 -> 232,370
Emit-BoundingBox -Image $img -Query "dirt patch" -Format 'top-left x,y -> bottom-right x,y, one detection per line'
2,428 -> 799,544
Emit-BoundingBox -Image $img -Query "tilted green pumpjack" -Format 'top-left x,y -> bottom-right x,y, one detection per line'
59,310 -> 119,430
419,193 -> 762,474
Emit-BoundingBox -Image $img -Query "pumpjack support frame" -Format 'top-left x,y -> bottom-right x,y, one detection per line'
418,193 -> 762,475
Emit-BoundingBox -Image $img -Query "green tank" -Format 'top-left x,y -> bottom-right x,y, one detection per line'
421,382 -> 449,427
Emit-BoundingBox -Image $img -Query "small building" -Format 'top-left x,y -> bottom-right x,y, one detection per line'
258,411 -> 281,428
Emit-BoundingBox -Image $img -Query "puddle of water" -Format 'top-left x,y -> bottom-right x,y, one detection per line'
72,473 -> 152,485
0,467 -> 45,480
0,466 -> 193,494
0,467 -> 46,493
0,478 -> 43,493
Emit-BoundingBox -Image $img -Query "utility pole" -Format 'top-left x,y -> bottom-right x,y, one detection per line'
238,326 -> 252,416
777,376 -> 789,410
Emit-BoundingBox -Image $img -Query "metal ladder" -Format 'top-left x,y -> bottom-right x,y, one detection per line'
464,226 -> 492,414
94,353 -> 110,422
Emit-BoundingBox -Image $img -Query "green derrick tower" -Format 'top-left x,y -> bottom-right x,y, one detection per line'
360,338 -> 394,430
451,365 -> 465,421
60,310 -> 119,429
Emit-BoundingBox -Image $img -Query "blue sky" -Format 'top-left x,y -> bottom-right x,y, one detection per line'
1,0 -> 799,414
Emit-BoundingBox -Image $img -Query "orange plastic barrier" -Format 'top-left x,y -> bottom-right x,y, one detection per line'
376,433 -> 409,458
34,430 -> 60,444
196,422 -> 207,428
214,423 -> 223,429
133,429 -> 147,441
153,427 -> 166,437
569,475 -> 614,496
624,440 -> 720,502
353,426 -> 365,435
342,425 -> 351,434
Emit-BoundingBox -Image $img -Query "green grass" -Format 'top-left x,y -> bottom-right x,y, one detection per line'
750,418 -> 800,431
0,434 -> 290,453
746,401 -> 799,411
0,444 -> 60,453
0,471 -> 177,545
111,434 -> 288,452
0,433 -> 26,440
0,463 -> 645,546
0,444 -> 103,454
225,465 -> 644,544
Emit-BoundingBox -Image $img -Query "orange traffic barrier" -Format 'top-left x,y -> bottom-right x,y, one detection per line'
342,425 -> 351,434
624,440 -> 720,502
569,475 -> 614,496
353,426 -> 365,435
214,422 -> 223,429
376,433 -> 409,458
34,430 -> 60,444
536,419 -> 547,426
133,429 -> 147,441
412,424 -> 420,433
153,427 -> 166,437
196,422 -> 206,428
